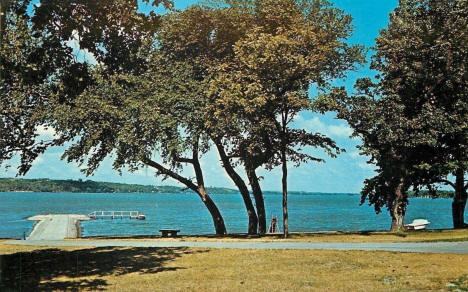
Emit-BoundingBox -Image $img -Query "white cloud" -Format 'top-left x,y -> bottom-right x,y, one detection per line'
67,30 -> 98,65
32,156 -> 44,166
36,125 -> 57,138
199,146 -> 245,189
349,151 -> 361,159
293,115 -> 353,138
328,124 -> 353,137
134,166 -> 157,177
358,162 -> 376,170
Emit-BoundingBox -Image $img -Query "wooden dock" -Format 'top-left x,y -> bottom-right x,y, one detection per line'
88,211 -> 146,220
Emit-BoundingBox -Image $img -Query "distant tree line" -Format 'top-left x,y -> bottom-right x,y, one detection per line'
1,0 -> 466,235
0,178 -> 238,194
1,177 -> 363,196
408,191 -> 455,199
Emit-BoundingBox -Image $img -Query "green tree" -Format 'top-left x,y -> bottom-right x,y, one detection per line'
0,0 -> 80,174
51,53 -> 228,234
371,0 -> 468,229
324,84 -> 440,231
32,0 -> 167,75
208,0 -> 364,237
1,1 -> 226,235
1,0 -> 153,174
157,2 -> 263,234
320,0 -> 467,231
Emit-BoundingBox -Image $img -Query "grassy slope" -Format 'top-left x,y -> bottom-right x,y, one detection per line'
1,242 -> 467,291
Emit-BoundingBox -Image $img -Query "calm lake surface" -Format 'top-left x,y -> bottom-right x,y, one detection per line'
0,192 -> 464,239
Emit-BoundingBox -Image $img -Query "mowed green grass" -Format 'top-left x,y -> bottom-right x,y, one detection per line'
1,241 -> 468,291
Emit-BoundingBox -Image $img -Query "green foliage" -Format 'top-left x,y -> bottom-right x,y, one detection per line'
0,0 -> 78,175
372,0 -> 468,189
32,0 -> 170,75
1,0 -> 172,176
0,178 -> 238,194
207,0 -> 365,169
408,190 -> 454,199
1,0 -> 165,175
368,0 -> 468,228
321,0 -> 468,230
38,1 -> 232,234
448,274 -> 468,292
204,0 -> 364,236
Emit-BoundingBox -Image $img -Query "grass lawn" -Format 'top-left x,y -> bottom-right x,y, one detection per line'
1,242 -> 468,291
82,228 -> 468,243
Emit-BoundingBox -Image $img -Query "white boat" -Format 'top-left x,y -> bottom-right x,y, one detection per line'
405,219 -> 430,230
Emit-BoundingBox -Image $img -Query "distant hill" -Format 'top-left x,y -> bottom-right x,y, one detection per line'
0,178 -> 238,194
2,178 -> 452,197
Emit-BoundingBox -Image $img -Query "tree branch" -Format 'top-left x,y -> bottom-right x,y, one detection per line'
439,179 -> 456,189
141,156 -> 198,193
174,157 -> 194,164
191,137 -> 205,188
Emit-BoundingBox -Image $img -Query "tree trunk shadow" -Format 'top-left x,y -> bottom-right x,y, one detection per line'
0,246 -> 207,291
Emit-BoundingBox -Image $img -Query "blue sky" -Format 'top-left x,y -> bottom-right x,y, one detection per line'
2,0 -> 400,193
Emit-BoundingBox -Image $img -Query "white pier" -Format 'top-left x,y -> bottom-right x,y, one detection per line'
27,214 -> 91,240
88,211 -> 146,220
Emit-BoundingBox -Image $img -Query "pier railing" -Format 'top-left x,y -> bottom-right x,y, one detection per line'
88,211 -> 146,220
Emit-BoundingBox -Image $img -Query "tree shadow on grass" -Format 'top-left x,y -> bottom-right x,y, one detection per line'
0,246 -> 207,291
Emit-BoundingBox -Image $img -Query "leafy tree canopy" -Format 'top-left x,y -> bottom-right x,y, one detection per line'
317,0 -> 468,230
207,0 -> 364,169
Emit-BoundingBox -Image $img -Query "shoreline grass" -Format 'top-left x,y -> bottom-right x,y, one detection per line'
1,242 -> 468,291
74,228 -> 468,243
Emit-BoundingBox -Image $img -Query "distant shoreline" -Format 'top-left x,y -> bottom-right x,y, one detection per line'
0,177 -> 237,194
0,178 -> 453,198
0,177 -> 357,195
0,190 -> 359,196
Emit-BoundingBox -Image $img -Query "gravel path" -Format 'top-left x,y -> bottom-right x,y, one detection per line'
5,239 -> 468,254
26,214 -> 91,240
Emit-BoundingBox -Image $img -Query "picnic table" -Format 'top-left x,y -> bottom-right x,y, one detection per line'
159,229 -> 180,238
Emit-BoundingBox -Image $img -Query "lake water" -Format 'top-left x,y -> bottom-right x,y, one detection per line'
0,192 -> 464,239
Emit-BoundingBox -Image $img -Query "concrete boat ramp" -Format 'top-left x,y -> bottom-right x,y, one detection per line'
27,214 -> 91,240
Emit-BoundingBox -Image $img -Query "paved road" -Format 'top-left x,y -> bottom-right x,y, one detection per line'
5,239 -> 468,254
27,214 -> 90,240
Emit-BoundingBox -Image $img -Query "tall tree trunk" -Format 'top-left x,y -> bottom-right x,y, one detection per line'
245,165 -> 266,235
390,179 -> 406,232
452,167 -> 467,229
197,186 -> 227,235
142,156 -> 227,235
281,146 -> 288,238
280,111 -> 289,238
214,139 -> 258,234
191,145 -> 227,235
